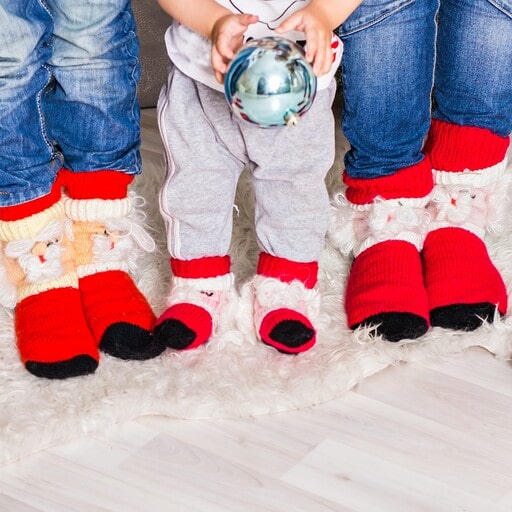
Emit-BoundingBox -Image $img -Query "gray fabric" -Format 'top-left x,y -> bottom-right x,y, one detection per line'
158,67 -> 336,262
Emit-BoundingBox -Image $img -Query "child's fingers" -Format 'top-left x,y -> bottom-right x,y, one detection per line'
211,49 -> 229,77
214,69 -> 224,85
239,13 -> 259,27
274,12 -> 302,33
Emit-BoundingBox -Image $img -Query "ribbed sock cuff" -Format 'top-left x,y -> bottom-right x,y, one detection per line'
343,158 -> 433,205
170,255 -> 231,279
425,119 -> 509,172
60,169 -> 134,200
256,253 -> 318,289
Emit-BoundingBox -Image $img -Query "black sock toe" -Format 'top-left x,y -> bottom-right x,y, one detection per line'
269,320 -> 315,349
153,319 -> 197,350
430,302 -> 497,331
354,312 -> 429,342
25,355 -> 98,380
100,322 -> 166,360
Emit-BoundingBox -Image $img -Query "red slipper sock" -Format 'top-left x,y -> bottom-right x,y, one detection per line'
61,169 -> 163,360
16,287 -> 99,379
423,120 -> 509,330
254,253 -> 319,354
154,256 -> 233,350
0,192 -> 98,379
330,160 -> 433,341
423,228 -> 507,329
346,240 -> 430,341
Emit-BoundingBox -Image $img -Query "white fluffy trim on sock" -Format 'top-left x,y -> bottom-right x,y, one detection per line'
428,159 -> 512,238
237,275 -> 320,340
165,273 -> 236,329
329,192 -> 431,257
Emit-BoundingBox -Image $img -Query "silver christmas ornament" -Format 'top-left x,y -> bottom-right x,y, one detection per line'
224,36 -> 317,128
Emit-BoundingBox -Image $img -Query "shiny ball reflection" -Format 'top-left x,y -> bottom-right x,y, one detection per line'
224,36 -> 317,128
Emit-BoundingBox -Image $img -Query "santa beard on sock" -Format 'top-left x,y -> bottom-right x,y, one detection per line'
2,219 -> 72,284
89,218 -> 138,272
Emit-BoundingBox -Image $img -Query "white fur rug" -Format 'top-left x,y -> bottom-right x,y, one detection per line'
1,136 -> 511,468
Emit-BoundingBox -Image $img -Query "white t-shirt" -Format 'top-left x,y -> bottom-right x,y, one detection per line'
164,0 -> 342,92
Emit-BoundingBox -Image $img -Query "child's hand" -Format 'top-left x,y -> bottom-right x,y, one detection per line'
275,6 -> 334,77
211,13 -> 259,84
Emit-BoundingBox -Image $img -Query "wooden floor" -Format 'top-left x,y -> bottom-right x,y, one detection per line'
0,110 -> 511,512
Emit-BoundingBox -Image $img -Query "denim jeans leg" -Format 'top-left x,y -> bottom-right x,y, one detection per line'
0,1 -> 61,206
43,0 -> 142,175
434,0 -> 512,136
339,0 -> 439,179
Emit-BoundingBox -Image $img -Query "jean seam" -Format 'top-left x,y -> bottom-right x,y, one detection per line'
487,0 -> 512,18
339,0 -> 417,37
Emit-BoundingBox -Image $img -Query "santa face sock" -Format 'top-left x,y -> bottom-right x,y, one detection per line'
254,253 -> 319,354
154,256 -> 233,350
423,120 -> 509,330
330,160 -> 434,342
0,196 -> 98,379
61,169 -> 164,360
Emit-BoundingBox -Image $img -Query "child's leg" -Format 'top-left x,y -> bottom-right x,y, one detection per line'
43,0 -> 141,177
331,162 -> 433,341
423,0 -> 512,329
61,170 -> 163,360
243,82 -> 337,353
0,188 -> 99,379
335,0 -> 438,341
155,69 -> 244,350
0,3 -> 98,378
40,1 -> 161,359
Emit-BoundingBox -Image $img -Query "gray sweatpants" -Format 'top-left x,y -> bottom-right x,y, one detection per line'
157,66 -> 336,263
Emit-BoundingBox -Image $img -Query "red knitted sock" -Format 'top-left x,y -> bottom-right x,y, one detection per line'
62,170 -> 163,360
16,287 -> 99,379
0,194 -> 98,379
338,160 -> 433,341
423,120 -> 509,330
78,270 -> 160,359
255,253 -> 318,354
346,240 -> 430,341
154,256 -> 232,350
423,228 -> 507,329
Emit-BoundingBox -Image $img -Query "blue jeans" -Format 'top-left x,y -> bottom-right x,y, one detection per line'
339,0 -> 512,179
0,0 -> 141,207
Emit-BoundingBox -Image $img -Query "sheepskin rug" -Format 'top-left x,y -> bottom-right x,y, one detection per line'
1,130 -> 511,467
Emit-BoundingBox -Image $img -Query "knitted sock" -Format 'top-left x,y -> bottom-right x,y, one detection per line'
0,191 -> 98,379
346,240 -> 430,341
254,253 -> 319,354
330,160 -> 433,341
61,169 -> 164,360
423,120 -> 509,330
154,256 -> 232,350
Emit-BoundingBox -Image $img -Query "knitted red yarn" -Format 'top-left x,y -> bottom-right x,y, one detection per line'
154,256 -> 231,350
425,119 -> 509,172
342,159 -> 433,341
171,255 -> 231,279
256,253 -> 318,353
63,170 -> 161,359
16,286 -> 99,379
79,270 -> 156,347
423,120 -> 509,329
423,228 -> 507,321
346,240 -> 430,330
343,158 -> 433,205
60,168 -> 134,200
0,179 -> 62,221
